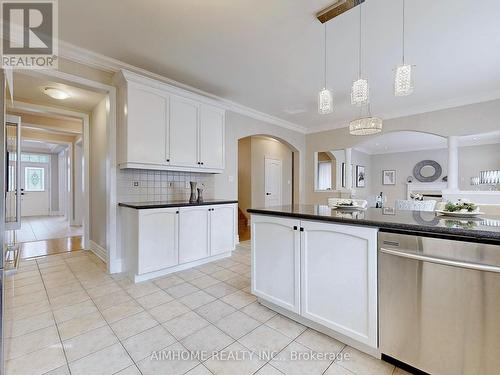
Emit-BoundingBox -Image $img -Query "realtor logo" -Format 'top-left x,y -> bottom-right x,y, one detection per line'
1,0 -> 58,69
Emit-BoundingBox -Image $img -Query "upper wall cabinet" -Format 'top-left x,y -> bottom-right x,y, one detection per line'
115,70 -> 225,173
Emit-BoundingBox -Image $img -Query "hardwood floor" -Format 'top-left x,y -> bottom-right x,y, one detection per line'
238,209 -> 251,242
19,236 -> 84,259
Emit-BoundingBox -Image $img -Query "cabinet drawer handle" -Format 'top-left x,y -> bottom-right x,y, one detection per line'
200,162 -> 204,165
166,159 -> 170,162
300,227 -> 304,232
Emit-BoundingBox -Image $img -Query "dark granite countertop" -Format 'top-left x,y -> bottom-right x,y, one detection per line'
119,199 -> 238,209
247,205 -> 500,244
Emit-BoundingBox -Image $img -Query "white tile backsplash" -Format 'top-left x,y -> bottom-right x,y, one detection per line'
118,169 -> 214,203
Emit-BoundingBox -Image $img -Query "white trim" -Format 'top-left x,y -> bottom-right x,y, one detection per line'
89,240 -> 107,263
119,162 -> 223,174
60,42 -> 307,134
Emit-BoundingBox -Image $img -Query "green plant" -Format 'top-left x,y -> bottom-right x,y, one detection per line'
444,201 -> 477,212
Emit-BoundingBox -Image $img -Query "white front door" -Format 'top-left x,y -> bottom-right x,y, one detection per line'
21,162 -> 50,216
264,158 -> 282,208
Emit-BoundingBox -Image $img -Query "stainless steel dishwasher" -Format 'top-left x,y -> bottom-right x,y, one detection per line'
379,231 -> 500,375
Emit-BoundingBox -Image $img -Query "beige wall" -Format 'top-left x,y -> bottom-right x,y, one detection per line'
251,136 -> 293,209
459,143 -> 500,190
213,111 -> 306,205
238,137 -> 252,220
306,99 -> 500,204
90,98 -> 108,250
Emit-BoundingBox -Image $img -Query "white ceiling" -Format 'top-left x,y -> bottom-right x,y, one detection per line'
59,0 -> 500,131
354,130 -> 500,155
354,131 -> 446,155
12,72 -> 105,112
21,139 -> 67,154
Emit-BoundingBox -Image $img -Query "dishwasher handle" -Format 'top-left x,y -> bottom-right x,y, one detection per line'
380,247 -> 500,274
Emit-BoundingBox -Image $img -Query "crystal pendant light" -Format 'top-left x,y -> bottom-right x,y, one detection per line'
318,23 -> 333,114
394,0 -> 414,96
351,4 -> 369,106
349,104 -> 383,135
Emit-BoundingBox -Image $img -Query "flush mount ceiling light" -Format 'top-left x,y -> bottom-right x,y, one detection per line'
351,3 -> 369,106
349,104 -> 383,135
394,0 -> 414,96
43,87 -> 70,100
318,23 -> 333,114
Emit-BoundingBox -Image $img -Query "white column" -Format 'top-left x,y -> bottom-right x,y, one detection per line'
345,148 -> 353,191
448,136 -> 459,191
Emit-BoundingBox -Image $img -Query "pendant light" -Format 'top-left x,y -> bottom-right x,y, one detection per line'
349,104 -> 383,136
318,23 -> 333,114
394,0 -> 414,96
351,4 -> 369,106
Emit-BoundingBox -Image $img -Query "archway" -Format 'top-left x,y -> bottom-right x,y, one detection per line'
237,134 -> 299,241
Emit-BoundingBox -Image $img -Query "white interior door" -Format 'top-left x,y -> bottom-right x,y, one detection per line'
264,158 -> 282,208
21,162 -> 49,216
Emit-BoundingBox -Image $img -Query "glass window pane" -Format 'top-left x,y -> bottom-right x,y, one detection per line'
25,167 -> 45,192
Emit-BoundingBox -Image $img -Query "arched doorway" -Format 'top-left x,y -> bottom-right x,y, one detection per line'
237,135 -> 299,241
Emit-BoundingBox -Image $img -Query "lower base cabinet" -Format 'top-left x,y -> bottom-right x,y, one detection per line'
122,203 -> 237,281
251,214 -> 378,349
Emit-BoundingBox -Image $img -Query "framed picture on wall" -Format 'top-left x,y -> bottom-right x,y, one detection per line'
356,166 -> 366,188
383,170 -> 396,185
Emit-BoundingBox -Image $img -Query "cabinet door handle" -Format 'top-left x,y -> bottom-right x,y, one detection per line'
176,211 -> 179,214
200,162 -> 204,165
166,159 -> 170,162
300,227 -> 304,232
293,226 -> 298,231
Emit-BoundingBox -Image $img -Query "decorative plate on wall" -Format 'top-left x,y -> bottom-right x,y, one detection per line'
413,160 -> 442,182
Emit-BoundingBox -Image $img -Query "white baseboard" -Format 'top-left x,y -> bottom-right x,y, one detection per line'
49,211 -> 64,216
89,240 -> 107,263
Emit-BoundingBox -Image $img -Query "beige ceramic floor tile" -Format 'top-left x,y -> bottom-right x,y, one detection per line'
203,282 -> 238,298
122,325 -> 176,362
189,275 -> 220,289
125,281 -> 161,299
4,311 -> 55,338
238,325 -> 292,356
241,301 -> 277,323
178,290 -> 216,309
62,325 -> 118,362
181,325 -> 234,360
52,299 -> 98,324
254,363 -> 284,374
185,364 -> 214,375
136,290 -> 173,309
49,290 -> 90,310
270,341 -> 333,375
215,311 -> 261,339
166,282 -> 200,298
68,343 -> 133,375
176,268 -> 206,282
337,346 -> 395,375
110,311 -> 158,340
195,300 -> 236,323
137,341 -> 200,375
324,363 -> 356,374
149,300 -> 191,323
220,290 -> 257,309
5,299 -> 52,322
265,314 -> 307,339
101,299 -> 144,323
295,328 -> 346,354
162,311 -> 210,340
204,342 -> 265,375
5,325 -> 60,360
92,289 -> 132,310
114,365 -> 142,375
210,269 -> 239,282
57,310 -> 106,341
153,274 -> 184,289
5,344 -> 66,375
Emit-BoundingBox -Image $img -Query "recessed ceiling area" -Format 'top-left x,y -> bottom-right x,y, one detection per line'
21,139 -> 68,154
354,131 -> 447,155
11,72 -> 105,112
59,0 -> 500,131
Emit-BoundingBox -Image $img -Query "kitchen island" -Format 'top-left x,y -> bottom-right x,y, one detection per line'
120,200 -> 237,282
247,204 -> 500,360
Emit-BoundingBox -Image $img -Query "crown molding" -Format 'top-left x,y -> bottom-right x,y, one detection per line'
59,41 -> 308,134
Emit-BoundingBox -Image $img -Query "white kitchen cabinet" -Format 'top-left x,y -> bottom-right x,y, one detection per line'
179,206 -> 210,264
137,208 -> 179,274
210,204 -> 235,256
199,105 -> 225,170
169,96 -> 199,168
251,215 -> 301,314
300,220 -> 378,348
115,70 -> 225,173
123,82 -> 169,166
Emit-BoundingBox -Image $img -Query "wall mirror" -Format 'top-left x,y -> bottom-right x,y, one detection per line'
413,160 -> 442,182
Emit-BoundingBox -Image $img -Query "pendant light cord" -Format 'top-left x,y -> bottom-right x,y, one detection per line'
402,0 -> 406,64
324,23 -> 327,89
358,4 -> 362,78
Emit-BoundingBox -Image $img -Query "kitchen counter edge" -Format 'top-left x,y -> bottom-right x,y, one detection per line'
119,200 -> 238,209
